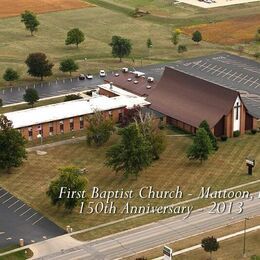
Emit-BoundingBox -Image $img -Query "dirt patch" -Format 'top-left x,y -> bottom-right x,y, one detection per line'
182,15 -> 260,45
0,0 -> 94,19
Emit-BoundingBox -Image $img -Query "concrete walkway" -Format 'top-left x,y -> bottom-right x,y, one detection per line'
153,225 -> 260,259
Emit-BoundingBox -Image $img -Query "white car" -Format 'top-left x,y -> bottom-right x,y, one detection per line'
86,74 -> 93,79
99,70 -> 106,77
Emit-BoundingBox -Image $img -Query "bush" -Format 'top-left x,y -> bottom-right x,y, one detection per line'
233,130 -> 240,137
221,135 -> 228,141
64,94 -> 82,102
251,129 -> 257,135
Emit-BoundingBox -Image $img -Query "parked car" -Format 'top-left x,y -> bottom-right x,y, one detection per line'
79,74 -> 86,80
99,70 -> 106,77
86,74 -> 93,79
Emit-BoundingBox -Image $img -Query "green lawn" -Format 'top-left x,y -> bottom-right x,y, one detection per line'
0,130 -> 259,236
0,246 -> 32,260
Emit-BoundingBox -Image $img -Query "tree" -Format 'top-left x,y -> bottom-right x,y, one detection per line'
0,115 -> 27,173
135,112 -> 166,160
3,68 -> 19,85
110,36 -> 132,62
192,30 -> 202,44
255,28 -> 260,42
120,106 -> 141,127
106,124 -> 153,178
65,28 -> 85,48
199,120 -> 218,151
59,59 -> 79,75
171,29 -> 181,46
146,38 -> 153,57
86,110 -> 115,146
187,128 -> 213,163
46,167 -> 87,212
21,10 -> 40,36
178,44 -> 187,54
0,98 -> 2,107
201,236 -> 220,259
23,88 -> 39,107
25,53 -> 54,80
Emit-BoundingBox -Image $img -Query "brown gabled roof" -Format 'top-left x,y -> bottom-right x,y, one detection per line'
147,67 -> 240,128
105,71 -> 157,96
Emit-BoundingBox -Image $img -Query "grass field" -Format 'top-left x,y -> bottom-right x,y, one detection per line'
0,0 -> 259,88
0,130 -> 259,234
182,15 -> 260,45
0,0 -> 93,19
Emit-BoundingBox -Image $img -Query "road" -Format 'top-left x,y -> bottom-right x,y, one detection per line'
34,194 -> 260,260
0,63 -> 169,105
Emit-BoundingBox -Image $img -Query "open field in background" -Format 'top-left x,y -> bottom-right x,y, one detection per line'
0,0 -> 93,19
182,15 -> 260,45
0,6 -> 225,87
0,130 -> 259,234
126,217 -> 260,259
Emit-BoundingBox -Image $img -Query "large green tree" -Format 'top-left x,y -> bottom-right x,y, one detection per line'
187,128 -> 213,163
201,236 -> 220,259
0,116 -> 27,173
3,68 -> 19,85
25,53 -> 54,80
86,110 -> 115,146
199,120 -> 218,151
109,36 -> 132,62
21,10 -> 40,36
46,167 -> 87,212
106,124 -> 153,178
59,58 -> 79,75
65,28 -> 85,48
23,88 -> 39,107
135,112 -> 166,160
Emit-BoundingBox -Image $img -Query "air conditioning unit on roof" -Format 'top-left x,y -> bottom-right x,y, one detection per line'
147,77 -> 154,83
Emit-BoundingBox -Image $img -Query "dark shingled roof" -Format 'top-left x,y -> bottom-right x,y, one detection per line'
105,71 -> 157,96
147,67 -> 240,129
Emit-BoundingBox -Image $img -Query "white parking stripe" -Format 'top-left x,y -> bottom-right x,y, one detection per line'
0,192 -> 8,199
2,196 -> 13,204
32,216 -> 44,225
20,208 -> 31,216
14,204 -> 25,212
26,213 -> 37,221
8,200 -> 20,208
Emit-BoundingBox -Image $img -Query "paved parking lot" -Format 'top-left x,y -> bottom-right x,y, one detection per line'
0,187 -> 65,248
172,52 -> 260,118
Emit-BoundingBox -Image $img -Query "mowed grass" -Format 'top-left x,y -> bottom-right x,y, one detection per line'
0,131 -> 259,232
174,230 -> 260,260
0,5 -> 227,87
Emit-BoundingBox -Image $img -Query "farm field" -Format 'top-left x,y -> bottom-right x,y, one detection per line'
182,15 -> 260,45
0,130 -> 259,236
0,0 -> 93,19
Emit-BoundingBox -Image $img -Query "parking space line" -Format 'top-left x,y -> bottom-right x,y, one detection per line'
238,75 -> 248,83
0,192 -> 8,199
20,208 -> 31,216
8,200 -> 20,208
14,204 -> 25,212
32,216 -> 44,225
2,196 -> 13,204
25,213 -> 37,221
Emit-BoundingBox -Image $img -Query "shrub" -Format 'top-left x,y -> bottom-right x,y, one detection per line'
64,94 -> 82,102
233,130 -> 240,137
221,135 -> 228,141
251,129 -> 257,135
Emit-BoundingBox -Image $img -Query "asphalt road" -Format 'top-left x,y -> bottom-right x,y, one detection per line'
35,193 -> 260,260
0,187 -> 65,248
